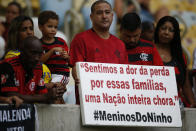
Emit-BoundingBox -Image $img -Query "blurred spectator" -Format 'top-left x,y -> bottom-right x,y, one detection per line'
138,0 -> 154,23
154,6 -> 169,23
154,16 -> 196,108
0,1 -> 22,43
39,0 -> 71,31
114,0 -> 137,21
0,36 -> 65,103
141,21 -> 154,42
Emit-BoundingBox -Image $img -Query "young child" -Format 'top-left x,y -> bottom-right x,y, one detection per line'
141,21 -> 154,42
38,11 -> 70,102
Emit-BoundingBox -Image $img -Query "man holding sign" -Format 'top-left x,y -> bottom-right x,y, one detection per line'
70,0 -> 128,104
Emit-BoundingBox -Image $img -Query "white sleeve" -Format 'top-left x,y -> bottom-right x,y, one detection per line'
0,36 -> 5,59
193,48 -> 196,69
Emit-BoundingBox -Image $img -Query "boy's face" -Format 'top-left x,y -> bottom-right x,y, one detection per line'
39,18 -> 58,39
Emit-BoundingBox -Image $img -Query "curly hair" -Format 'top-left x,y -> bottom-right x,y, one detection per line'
6,15 -> 33,52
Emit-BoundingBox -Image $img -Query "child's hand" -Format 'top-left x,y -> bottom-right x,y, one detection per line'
52,47 -> 64,55
61,51 -> 70,60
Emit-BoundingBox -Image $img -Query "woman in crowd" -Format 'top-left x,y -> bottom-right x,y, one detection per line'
5,16 -> 34,57
0,1 -> 22,43
154,16 -> 196,107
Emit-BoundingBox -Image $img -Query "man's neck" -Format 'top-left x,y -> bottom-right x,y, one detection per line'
92,27 -> 110,39
20,56 -> 33,75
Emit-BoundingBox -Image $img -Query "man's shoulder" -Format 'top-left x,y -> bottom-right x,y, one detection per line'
110,34 -> 122,41
34,63 -> 43,71
139,39 -> 154,47
109,34 -> 125,46
55,37 -> 66,43
0,60 -> 15,73
3,56 -> 20,67
74,29 -> 93,38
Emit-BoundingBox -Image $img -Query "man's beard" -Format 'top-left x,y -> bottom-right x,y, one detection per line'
125,42 -> 138,49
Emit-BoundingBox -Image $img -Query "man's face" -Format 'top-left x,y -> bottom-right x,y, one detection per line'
120,28 -> 141,49
90,3 -> 113,31
22,39 -> 42,69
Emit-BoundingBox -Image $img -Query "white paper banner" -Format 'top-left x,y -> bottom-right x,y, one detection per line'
76,62 -> 182,127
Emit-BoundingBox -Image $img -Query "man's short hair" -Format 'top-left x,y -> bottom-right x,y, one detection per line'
8,1 -> 22,15
21,36 -> 40,51
91,0 -> 112,13
38,10 -> 59,25
142,21 -> 154,32
121,12 -> 141,32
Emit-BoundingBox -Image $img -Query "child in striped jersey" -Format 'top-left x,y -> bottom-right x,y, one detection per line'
38,11 -> 70,103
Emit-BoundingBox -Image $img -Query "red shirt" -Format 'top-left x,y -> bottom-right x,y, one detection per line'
126,39 -> 163,66
41,37 -> 70,76
0,56 -> 48,95
70,29 -> 128,66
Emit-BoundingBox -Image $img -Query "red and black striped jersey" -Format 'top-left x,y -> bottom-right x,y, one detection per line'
41,37 -> 70,77
0,56 -> 48,95
126,39 -> 163,66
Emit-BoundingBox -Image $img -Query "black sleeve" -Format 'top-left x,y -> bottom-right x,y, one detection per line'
0,62 -> 17,93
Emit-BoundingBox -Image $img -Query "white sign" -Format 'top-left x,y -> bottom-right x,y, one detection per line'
76,62 -> 182,127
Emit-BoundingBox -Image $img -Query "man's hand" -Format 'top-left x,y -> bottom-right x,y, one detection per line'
5,96 -> 23,108
190,102 -> 196,108
47,82 -> 67,101
54,82 -> 67,98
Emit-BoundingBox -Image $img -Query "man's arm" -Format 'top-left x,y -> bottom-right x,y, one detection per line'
6,87 -> 58,103
72,66 -> 80,85
70,35 -> 86,84
0,96 -> 23,107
